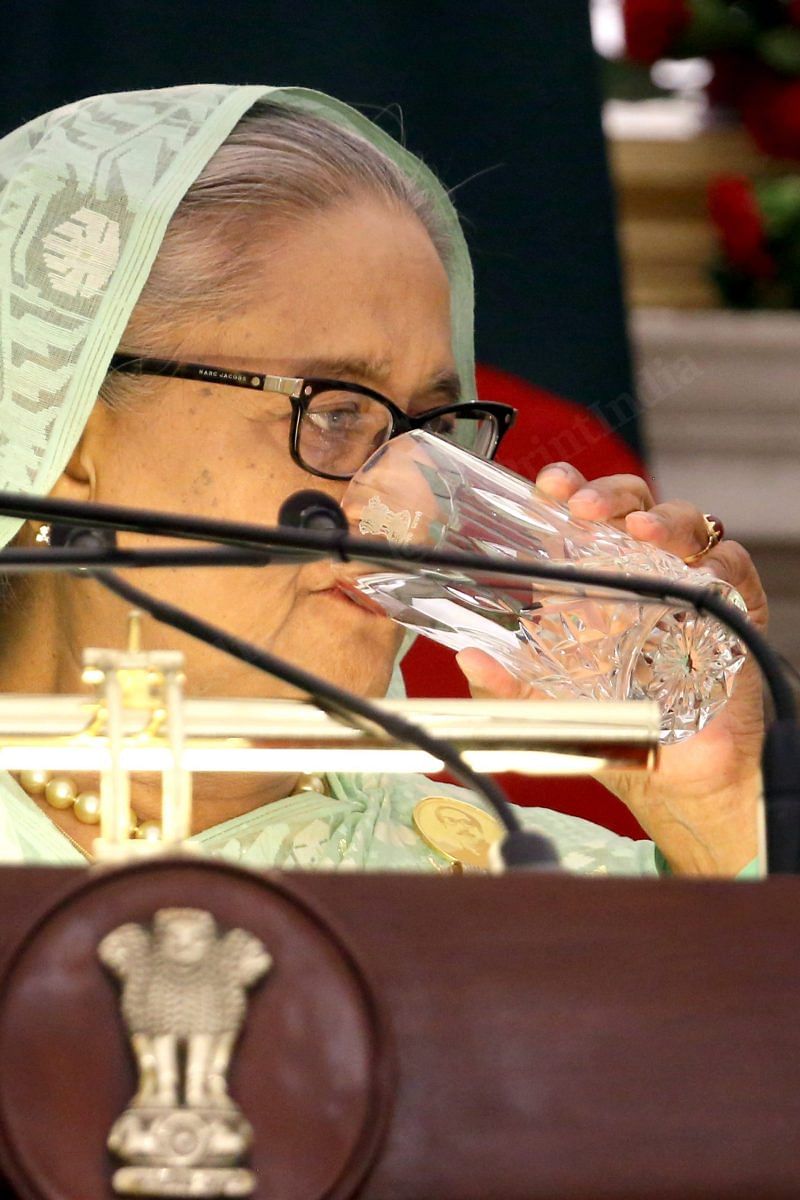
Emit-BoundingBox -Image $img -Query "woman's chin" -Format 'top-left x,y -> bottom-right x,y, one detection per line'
292,591 -> 400,692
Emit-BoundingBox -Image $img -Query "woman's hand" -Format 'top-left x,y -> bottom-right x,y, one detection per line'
456,462 -> 767,877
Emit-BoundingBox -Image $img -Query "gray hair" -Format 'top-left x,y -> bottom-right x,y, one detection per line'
101,98 -> 452,407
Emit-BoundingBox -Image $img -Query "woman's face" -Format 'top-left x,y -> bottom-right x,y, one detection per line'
53,196 -> 457,702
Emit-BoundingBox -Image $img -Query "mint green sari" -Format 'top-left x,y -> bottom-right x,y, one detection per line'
0,767 -> 659,876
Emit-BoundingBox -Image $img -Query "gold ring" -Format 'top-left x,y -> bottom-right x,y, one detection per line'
683,513 -> 725,565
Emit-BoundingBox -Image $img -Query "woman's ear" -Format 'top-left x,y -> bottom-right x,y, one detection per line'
48,405 -> 103,503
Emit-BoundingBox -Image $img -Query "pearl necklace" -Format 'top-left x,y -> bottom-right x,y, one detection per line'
17,770 -> 161,841
17,769 -> 331,843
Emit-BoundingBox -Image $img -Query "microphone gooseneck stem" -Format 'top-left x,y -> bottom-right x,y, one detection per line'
90,569 -> 561,869
0,546 -> 272,571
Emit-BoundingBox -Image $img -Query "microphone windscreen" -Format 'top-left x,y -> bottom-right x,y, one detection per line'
50,523 -> 117,551
278,490 -> 348,532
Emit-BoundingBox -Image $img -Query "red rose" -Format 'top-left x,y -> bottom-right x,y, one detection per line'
622,0 -> 692,64
741,72 -> 800,160
708,175 -> 776,278
789,0 -> 800,27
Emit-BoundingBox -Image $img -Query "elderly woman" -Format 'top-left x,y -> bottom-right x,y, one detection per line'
0,85 -> 766,876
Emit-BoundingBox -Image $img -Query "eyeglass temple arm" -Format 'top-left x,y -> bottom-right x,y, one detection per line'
109,353 -> 303,398
109,356 -> 516,446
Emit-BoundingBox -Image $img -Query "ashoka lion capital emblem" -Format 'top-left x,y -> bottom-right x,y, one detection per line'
357,494 -> 416,544
99,908 -> 271,1198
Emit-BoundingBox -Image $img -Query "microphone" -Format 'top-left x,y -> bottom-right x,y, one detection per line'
87,569 -> 552,870
278,490 -> 348,532
49,523 -> 117,553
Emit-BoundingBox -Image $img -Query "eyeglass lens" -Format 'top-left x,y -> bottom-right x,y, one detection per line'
300,390 -> 394,476
298,389 -> 499,476
422,409 -> 499,457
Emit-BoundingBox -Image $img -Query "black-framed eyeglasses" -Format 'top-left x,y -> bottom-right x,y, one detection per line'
109,352 -> 517,481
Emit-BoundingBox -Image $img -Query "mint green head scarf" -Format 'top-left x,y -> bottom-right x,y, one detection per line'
0,84 -> 476,548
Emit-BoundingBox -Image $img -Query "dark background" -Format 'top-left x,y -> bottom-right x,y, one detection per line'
0,0 -> 640,451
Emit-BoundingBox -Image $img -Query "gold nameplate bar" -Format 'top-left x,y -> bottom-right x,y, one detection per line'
0,694 -> 659,776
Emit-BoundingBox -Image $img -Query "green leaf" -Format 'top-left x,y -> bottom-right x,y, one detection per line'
757,27 -> 800,74
757,176 -> 800,236
679,0 -> 758,55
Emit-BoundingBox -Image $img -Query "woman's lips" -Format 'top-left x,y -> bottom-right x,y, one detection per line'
325,582 -> 387,617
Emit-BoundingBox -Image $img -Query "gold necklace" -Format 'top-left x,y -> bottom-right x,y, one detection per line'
295,773 -> 329,797
58,825 -> 95,862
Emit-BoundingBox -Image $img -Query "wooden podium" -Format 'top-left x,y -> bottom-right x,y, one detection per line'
0,859 -> 797,1200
